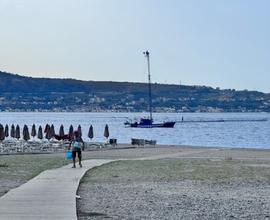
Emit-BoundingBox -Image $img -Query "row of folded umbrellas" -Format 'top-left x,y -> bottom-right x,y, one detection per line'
0,124 -> 110,141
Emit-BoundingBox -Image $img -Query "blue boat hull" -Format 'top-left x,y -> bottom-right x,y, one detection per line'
126,120 -> 175,128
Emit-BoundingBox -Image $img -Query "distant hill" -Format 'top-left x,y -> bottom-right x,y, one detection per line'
0,70 -> 269,112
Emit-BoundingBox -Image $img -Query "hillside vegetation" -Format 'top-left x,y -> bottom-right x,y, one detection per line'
0,71 -> 269,112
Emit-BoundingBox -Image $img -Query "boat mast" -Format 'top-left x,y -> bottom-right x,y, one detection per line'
144,50 -> 153,123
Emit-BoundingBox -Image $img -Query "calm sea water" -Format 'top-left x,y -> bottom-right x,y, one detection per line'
0,112 -> 269,149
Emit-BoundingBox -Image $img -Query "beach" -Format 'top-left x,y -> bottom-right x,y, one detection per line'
76,146 -> 270,219
1,0 -> 269,218
1,145 -> 270,219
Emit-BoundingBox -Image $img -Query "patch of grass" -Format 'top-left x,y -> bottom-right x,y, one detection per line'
0,153 -> 71,196
0,154 -> 69,180
81,159 -> 270,184
79,161 -> 116,184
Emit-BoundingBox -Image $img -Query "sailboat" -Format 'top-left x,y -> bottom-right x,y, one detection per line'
125,51 -> 176,128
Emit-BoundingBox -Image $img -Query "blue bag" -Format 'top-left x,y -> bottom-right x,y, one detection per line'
66,150 -> 72,159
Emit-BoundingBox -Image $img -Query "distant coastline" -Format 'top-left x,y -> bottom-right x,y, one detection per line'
0,70 -> 270,113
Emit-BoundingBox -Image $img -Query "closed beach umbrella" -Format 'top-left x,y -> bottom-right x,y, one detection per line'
77,125 -> 82,138
4,124 -> 9,137
0,124 -> 5,141
45,125 -> 51,140
31,124 -> 37,138
23,125 -> 30,141
15,125 -> 20,140
88,125 -> 94,140
68,125 -> 74,139
59,124 -> 65,138
50,124 -> 55,138
38,125 -> 43,139
104,124 -> 109,139
11,124 -> 15,138
44,124 -> 50,133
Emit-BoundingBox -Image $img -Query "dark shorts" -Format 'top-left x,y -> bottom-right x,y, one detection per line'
72,149 -> 82,159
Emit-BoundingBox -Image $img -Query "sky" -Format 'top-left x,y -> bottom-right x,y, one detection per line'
0,0 -> 269,93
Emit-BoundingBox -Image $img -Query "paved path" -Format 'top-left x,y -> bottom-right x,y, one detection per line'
0,159 -> 113,220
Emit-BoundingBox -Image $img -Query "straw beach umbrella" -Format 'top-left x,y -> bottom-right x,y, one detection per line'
15,125 -> 20,140
59,124 -> 65,138
23,125 -> 30,141
104,124 -> 109,140
0,124 -> 5,141
88,125 -> 94,140
4,124 -> 9,138
31,124 -> 37,138
38,125 -> 43,139
11,124 -> 15,138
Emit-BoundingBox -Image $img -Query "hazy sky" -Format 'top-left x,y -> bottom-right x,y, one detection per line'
0,0 -> 269,92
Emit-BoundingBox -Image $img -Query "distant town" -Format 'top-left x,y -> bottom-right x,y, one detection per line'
0,71 -> 270,112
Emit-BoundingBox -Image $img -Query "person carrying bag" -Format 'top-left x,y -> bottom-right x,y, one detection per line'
71,130 -> 84,168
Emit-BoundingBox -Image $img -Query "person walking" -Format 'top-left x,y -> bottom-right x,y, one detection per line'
71,130 -> 84,168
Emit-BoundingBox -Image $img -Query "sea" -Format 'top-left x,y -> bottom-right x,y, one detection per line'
0,112 -> 269,149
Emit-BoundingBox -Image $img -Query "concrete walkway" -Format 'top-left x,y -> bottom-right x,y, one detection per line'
0,159 -> 113,220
